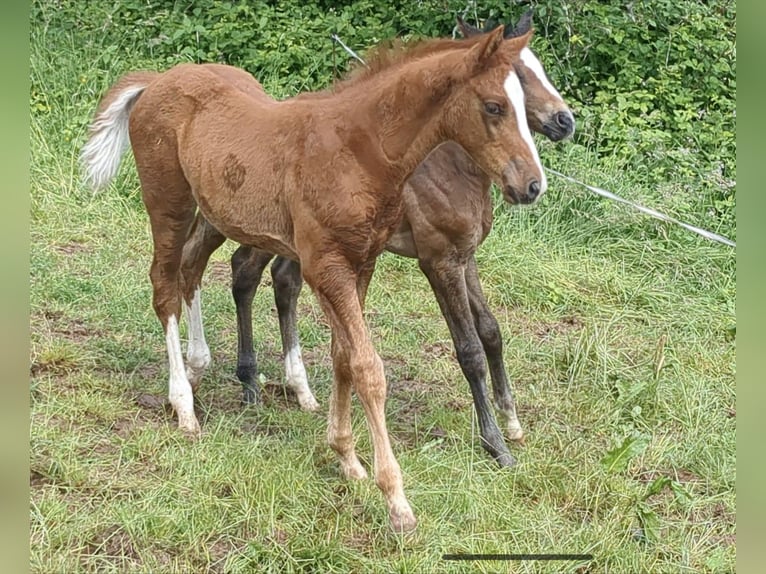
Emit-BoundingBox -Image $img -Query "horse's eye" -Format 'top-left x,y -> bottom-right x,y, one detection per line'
484,102 -> 504,116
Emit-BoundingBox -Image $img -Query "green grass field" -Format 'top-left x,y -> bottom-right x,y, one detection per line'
29,7 -> 735,573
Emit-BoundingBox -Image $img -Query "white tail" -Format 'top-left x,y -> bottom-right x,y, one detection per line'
80,85 -> 148,191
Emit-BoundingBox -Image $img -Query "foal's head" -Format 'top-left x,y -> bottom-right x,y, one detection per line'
457,10 -> 575,142
441,27 -> 545,204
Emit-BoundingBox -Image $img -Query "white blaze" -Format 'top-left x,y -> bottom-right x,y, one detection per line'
503,71 -> 547,194
520,48 -> 563,99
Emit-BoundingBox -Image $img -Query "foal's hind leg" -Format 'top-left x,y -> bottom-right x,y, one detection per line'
231,246 -> 274,404
179,215 -> 227,392
419,257 -> 516,467
271,256 -> 319,411
141,192 -> 199,435
465,257 -> 523,442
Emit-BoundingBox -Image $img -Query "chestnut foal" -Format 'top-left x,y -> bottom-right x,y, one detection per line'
196,14 -> 574,468
81,27 -> 544,531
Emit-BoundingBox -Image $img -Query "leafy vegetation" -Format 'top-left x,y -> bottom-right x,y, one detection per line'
31,0 -> 736,236
29,0 -> 735,572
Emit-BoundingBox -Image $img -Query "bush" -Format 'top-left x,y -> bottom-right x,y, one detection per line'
30,0 -> 735,235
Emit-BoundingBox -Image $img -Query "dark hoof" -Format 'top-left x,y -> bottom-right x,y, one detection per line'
493,449 -> 517,468
241,384 -> 261,405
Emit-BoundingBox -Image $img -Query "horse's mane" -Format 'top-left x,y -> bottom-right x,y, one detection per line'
328,34 -> 481,94
290,24 -> 519,102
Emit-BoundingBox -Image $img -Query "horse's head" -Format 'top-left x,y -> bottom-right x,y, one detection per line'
443,26 -> 545,205
458,10 -> 575,142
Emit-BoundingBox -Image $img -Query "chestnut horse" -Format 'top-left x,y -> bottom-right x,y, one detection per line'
81,27 -> 544,531
188,13 -> 573,468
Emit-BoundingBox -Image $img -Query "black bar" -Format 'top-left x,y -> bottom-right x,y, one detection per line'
442,554 -> 593,561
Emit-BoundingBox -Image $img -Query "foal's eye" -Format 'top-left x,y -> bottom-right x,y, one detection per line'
483,102 -> 504,116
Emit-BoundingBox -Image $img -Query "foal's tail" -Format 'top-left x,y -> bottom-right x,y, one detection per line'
80,71 -> 160,191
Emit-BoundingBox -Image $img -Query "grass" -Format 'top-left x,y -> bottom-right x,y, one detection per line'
29,5 -> 735,573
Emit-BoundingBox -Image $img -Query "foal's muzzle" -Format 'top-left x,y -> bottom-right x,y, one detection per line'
542,110 -> 575,142
503,178 -> 544,205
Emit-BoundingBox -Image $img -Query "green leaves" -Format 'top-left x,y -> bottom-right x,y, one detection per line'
31,0 -> 736,238
600,433 -> 650,473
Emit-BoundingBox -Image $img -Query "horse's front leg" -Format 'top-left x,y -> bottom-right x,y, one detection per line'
419,256 -> 516,467
465,257 -> 523,442
304,257 -> 416,532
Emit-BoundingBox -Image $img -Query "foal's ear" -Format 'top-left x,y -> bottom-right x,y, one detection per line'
466,25 -> 504,71
503,28 -> 534,56
503,9 -> 534,39
456,16 -> 482,38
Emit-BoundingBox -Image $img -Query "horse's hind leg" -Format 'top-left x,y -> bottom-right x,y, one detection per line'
139,176 -> 199,435
419,256 -> 515,467
465,257 -> 523,442
179,214 -> 227,392
271,256 -> 319,411
231,245 -> 273,404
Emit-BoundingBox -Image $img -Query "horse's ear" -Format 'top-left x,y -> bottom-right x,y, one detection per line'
504,9 -> 534,39
466,24 -> 504,71
457,16 -> 482,38
504,28 -> 534,55
483,18 -> 499,33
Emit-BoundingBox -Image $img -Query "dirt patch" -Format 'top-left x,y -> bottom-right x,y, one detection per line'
421,341 -> 454,359
82,525 -> 140,567
53,241 -> 90,256
30,310 -> 105,376
300,347 -> 332,372
38,309 -> 102,342
135,392 -> 167,411
535,315 -> 584,340
443,397 -> 469,411
500,307 -> 585,342
263,528 -> 289,547
390,394 -> 428,422
30,469 -> 49,488
260,381 -> 307,410
236,419 -> 295,439
634,467 -> 702,486
79,438 -> 119,459
131,362 -> 163,381
344,530 -> 374,553
207,537 -> 243,572
388,376 -> 434,398
693,501 -> 736,548
30,355 -> 80,377
111,418 -> 135,439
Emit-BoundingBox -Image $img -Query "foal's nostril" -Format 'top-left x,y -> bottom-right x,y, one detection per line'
528,180 -> 540,199
555,111 -> 573,130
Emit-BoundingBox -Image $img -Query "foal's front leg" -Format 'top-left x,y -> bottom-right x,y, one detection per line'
305,260 -> 416,532
465,257 -> 523,442
419,257 -> 516,467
